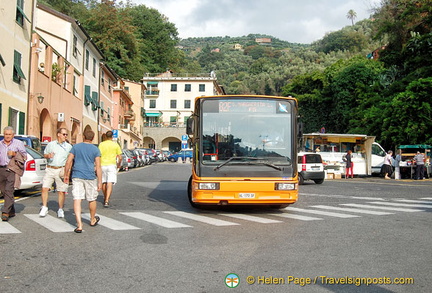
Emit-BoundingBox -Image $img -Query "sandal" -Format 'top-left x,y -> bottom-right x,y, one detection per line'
90,216 -> 100,227
1,214 -> 9,222
104,202 -> 109,208
74,227 -> 83,233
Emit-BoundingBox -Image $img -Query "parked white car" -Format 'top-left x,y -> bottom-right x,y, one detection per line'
297,152 -> 325,185
18,146 -> 47,190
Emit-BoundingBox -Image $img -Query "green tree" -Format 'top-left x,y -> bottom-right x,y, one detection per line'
125,4 -> 181,74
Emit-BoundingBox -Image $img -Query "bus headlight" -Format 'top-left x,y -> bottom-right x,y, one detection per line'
275,183 -> 297,190
198,182 -> 220,190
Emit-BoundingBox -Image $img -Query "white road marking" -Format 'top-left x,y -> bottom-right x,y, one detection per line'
25,214 -> 76,232
352,197 -> 385,201
284,207 -> 360,218
273,213 -> 323,221
341,203 -> 423,213
164,211 -> 239,226
218,213 -> 283,223
368,201 -> 432,209
311,205 -> 393,215
120,212 -> 191,228
0,222 -> 21,234
394,199 -> 432,204
82,213 -> 140,230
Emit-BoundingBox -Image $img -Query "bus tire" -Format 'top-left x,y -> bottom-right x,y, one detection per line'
188,176 -> 200,209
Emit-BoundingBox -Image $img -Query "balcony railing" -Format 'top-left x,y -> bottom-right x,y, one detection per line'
145,90 -> 159,95
144,122 -> 185,128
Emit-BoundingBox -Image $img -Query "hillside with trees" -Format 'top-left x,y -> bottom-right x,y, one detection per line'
38,0 -> 432,149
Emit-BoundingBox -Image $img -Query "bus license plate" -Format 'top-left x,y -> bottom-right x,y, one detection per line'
239,193 -> 255,198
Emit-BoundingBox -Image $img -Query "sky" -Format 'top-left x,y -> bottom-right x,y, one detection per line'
133,0 -> 382,44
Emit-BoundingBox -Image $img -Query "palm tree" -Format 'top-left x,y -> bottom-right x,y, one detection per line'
347,9 -> 357,26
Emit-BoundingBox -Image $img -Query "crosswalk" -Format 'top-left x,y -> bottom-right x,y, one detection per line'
1,197 -> 431,234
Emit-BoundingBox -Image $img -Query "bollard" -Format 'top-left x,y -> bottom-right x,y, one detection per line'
177,157 -> 183,163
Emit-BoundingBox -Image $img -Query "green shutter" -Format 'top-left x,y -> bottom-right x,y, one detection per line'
14,51 -> 26,80
91,91 -> 99,111
84,85 -> 91,106
19,112 -> 25,134
16,5 -> 30,23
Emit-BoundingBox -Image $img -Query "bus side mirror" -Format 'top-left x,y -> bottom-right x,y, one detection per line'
186,117 -> 195,136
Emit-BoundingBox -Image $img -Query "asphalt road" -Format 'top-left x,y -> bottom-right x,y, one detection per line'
1,163 -> 431,293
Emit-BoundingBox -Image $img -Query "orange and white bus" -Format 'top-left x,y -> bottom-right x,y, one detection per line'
186,95 -> 299,208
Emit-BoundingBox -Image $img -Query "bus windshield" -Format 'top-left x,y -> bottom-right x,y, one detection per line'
200,98 -> 294,166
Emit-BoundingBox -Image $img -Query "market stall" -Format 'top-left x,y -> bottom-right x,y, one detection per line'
398,145 -> 432,179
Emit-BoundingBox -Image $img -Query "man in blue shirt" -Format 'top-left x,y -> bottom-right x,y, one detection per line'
64,130 -> 102,233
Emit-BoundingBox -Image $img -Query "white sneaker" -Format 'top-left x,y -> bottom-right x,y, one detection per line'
57,209 -> 64,218
39,206 -> 48,217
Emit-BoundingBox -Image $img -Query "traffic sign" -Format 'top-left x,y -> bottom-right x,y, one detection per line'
112,129 -> 118,138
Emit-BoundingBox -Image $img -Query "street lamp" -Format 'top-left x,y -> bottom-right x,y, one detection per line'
37,94 -> 44,104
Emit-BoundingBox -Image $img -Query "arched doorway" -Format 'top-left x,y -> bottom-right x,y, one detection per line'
39,109 -> 54,142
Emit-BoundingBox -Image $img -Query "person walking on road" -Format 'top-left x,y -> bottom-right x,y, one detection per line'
98,130 -> 122,208
413,151 -> 425,180
394,149 -> 402,180
0,126 -> 27,221
39,128 -> 72,218
382,150 -> 393,180
64,130 -> 102,233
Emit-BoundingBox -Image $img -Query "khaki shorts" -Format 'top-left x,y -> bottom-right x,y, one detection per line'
101,165 -> 118,184
71,178 -> 98,201
42,167 -> 69,192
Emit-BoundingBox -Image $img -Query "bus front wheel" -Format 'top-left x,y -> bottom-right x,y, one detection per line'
188,176 -> 200,209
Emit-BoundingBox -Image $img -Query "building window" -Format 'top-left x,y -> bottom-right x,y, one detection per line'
199,84 -> 205,92
13,50 -> 26,83
184,100 -> 191,109
73,73 -> 79,96
170,100 -> 177,109
73,35 -> 78,57
101,71 -> 105,86
149,100 -> 156,108
185,84 -> 191,92
171,84 -> 177,92
85,50 -> 89,70
92,58 -> 96,77
16,0 -> 29,26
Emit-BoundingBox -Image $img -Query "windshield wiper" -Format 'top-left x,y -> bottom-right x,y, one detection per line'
214,156 -> 283,171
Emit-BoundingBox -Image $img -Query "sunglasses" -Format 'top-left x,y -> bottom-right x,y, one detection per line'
60,133 -> 68,136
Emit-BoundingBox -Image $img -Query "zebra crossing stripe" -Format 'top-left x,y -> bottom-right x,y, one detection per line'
420,198 -> 432,200
218,213 -> 283,223
352,197 -> 385,201
0,222 -> 21,234
273,213 -> 322,221
25,214 -> 76,232
340,203 -> 423,213
82,213 -> 140,230
368,201 -> 432,209
164,211 -> 239,226
120,212 -> 191,228
394,199 -> 432,204
284,207 -> 360,218
311,205 -> 393,215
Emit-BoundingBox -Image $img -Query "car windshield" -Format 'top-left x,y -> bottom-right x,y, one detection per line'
200,98 -> 294,166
